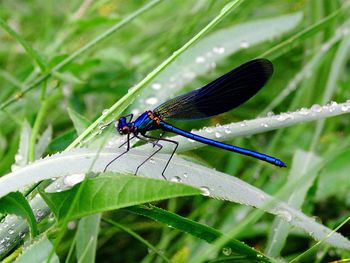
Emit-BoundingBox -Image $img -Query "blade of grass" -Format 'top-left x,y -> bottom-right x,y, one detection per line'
0,0 -> 164,110
102,218 -> 172,263
66,0 -> 245,150
0,17 -> 46,71
126,205 -> 271,262
260,1 -> 350,59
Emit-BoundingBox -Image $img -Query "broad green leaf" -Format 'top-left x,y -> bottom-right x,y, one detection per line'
126,205 -> 271,262
76,214 -> 101,263
14,238 -> 59,263
39,175 -> 200,221
67,108 -> 91,136
0,192 -> 38,237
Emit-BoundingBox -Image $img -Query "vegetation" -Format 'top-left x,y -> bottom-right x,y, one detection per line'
0,0 -> 349,262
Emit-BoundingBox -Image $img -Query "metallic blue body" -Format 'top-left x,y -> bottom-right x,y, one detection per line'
157,120 -> 286,167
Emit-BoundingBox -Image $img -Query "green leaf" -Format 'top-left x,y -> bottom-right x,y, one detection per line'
67,108 -> 90,136
40,175 -> 200,221
14,238 -> 59,263
126,205 -> 271,262
0,192 -> 38,237
76,214 -> 101,263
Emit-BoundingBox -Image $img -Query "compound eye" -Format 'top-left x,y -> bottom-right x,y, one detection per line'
122,126 -> 129,134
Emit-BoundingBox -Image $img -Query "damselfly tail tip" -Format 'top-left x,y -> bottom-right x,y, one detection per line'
278,160 -> 287,168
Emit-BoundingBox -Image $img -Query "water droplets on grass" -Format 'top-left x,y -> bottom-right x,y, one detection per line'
200,186 -> 210,196
298,107 -> 310,115
102,109 -> 109,115
240,120 -> 247,127
222,247 -> 232,256
214,131 -> 221,138
224,128 -> 231,134
276,209 -> 292,222
240,40 -> 250,49
7,229 -> 14,235
170,176 -> 182,183
212,46 -> 225,54
151,83 -> 162,90
63,173 -> 86,187
341,104 -> 349,112
195,56 -> 206,64
311,104 -> 322,113
145,97 -> 158,105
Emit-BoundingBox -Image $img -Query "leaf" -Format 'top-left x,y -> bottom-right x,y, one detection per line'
132,13 -> 302,113
316,147 -> 350,200
35,125 -> 52,159
0,148 -> 349,249
265,150 -> 322,257
0,192 -> 38,237
15,121 -> 31,168
39,175 -> 200,221
126,205 -> 271,262
76,214 -> 101,263
14,237 -> 59,263
67,108 -> 91,136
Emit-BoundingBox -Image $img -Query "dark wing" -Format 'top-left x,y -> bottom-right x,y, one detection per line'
153,58 -> 273,120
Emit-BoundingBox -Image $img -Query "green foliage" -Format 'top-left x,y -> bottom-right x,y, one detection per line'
0,192 -> 38,237
0,0 -> 350,262
39,175 -> 200,221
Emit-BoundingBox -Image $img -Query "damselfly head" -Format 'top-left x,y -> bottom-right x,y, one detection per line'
117,117 -> 135,135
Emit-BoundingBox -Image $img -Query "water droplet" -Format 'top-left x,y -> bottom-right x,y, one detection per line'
341,104 -> 349,111
170,176 -> 182,183
187,138 -> 195,143
102,109 -> 109,115
149,158 -> 156,164
215,131 -> 221,138
14,154 -> 23,163
276,209 -> 292,222
224,128 -> 231,134
200,186 -> 210,196
19,232 -> 26,239
222,247 -> 232,256
205,127 -> 213,133
277,113 -> 292,121
183,71 -> 196,80
151,82 -> 161,90
240,40 -> 250,49
260,123 -> 269,128
67,221 -> 76,230
7,229 -> 14,235
195,56 -> 206,64
145,97 -> 158,105
240,120 -> 247,127
311,104 -> 322,113
182,173 -> 188,178
267,111 -> 274,117
298,107 -> 309,115
212,46 -> 225,54
36,209 -> 44,218
64,173 -> 85,187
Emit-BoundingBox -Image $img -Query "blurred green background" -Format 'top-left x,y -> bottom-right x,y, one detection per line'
1,0 -> 350,262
